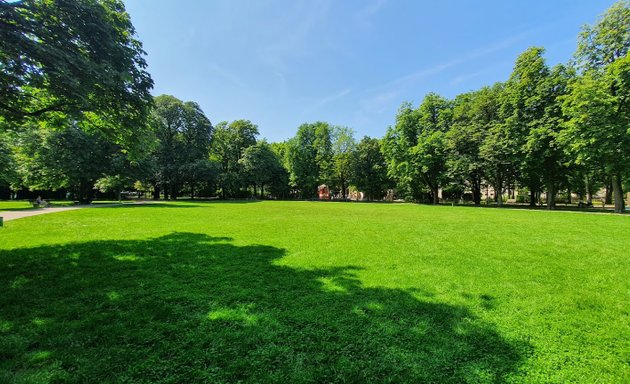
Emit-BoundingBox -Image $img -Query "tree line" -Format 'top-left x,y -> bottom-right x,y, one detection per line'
0,0 -> 628,212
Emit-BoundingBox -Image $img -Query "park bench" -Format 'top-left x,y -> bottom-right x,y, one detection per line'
30,199 -> 53,208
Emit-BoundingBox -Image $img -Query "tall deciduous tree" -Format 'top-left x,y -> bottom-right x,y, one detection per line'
286,122 -> 332,199
412,93 -> 452,204
14,125 -> 119,202
0,0 -> 153,146
479,83 -> 514,206
524,64 -> 573,209
447,89 -> 495,205
211,119 -> 259,198
382,103 -> 423,201
502,47 -> 549,206
564,0 -> 630,213
239,141 -> 287,198
575,0 -> 629,71
352,136 -> 389,201
331,126 -> 356,199
150,95 -> 212,199
562,58 -> 630,213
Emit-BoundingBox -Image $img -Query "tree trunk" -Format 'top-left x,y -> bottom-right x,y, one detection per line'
79,180 -> 95,204
605,178 -> 613,204
190,184 -> 195,200
153,185 -> 160,200
613,173 -> 625,214
432,185 -> 439,205
546,180 -> 555,210
260,184 -> 264,199
169,184 -> 176,200
566,186 -> 571,205
496,176 -> 503,207
472,177 -> 481,206
529,185 -> 537,207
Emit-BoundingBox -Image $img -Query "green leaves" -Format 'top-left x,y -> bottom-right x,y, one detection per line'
575,0 -> 630,70
0,0 -> 153,144
211,119 -> 259,197
150,95 -> 214,197
286,122 -> 333,199
352,137 -> 389,201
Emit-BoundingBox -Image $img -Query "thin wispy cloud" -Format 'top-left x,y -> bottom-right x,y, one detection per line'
296,87 -> 352,120
359,91 -> 399,114
352,27 -> 543,132
356,0 -> 389,19
315,88 -> 352,108
449,71 -> 484,87
301,88 -> 352,113
369,27 -> 540,95
205,62 -> 246,89
257,0 -> 333,72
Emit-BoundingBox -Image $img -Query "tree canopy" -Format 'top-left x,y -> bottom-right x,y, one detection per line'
0,0 -> 153,146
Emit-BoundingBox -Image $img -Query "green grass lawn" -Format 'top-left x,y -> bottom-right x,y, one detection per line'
0,201 -> 81,212
0,201 -> 33,211
0,201 -> 628,383
0,200 -> 126,212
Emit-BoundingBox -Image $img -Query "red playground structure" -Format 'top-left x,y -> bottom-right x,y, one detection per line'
318,185 -> 330,200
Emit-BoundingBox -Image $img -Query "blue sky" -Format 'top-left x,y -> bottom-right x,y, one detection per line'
126,0 -> 614,142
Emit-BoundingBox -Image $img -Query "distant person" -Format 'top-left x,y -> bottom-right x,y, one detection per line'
35,196 -> 48,207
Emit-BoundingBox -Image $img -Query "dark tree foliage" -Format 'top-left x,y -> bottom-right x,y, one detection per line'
286,122 -> 333,199
352,136 -> 389,201
14,125 -> 119,202
211,119 -> 259,198
239,141 -> 288,199
150,95 -> 213,199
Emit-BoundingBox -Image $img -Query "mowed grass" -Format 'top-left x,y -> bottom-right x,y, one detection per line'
0,201 -> 81,212
0,201 -> 628,383
0,201 -> 33,211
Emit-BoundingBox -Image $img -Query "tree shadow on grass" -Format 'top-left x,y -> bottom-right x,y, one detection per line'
0,233 -> 528,383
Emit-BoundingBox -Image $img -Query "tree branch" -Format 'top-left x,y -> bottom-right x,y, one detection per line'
0,101 -> 68,119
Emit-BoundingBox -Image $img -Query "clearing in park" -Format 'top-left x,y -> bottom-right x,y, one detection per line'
0,201 -> 628,383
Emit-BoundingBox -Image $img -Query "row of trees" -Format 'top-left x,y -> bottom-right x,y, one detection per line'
382,46 -> 626,210
288,2 -> 630,212
0,1 -> 628,212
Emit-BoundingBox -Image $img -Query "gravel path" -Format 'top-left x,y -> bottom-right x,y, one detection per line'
0,206 -> 84,222
0,202 -> 143,222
